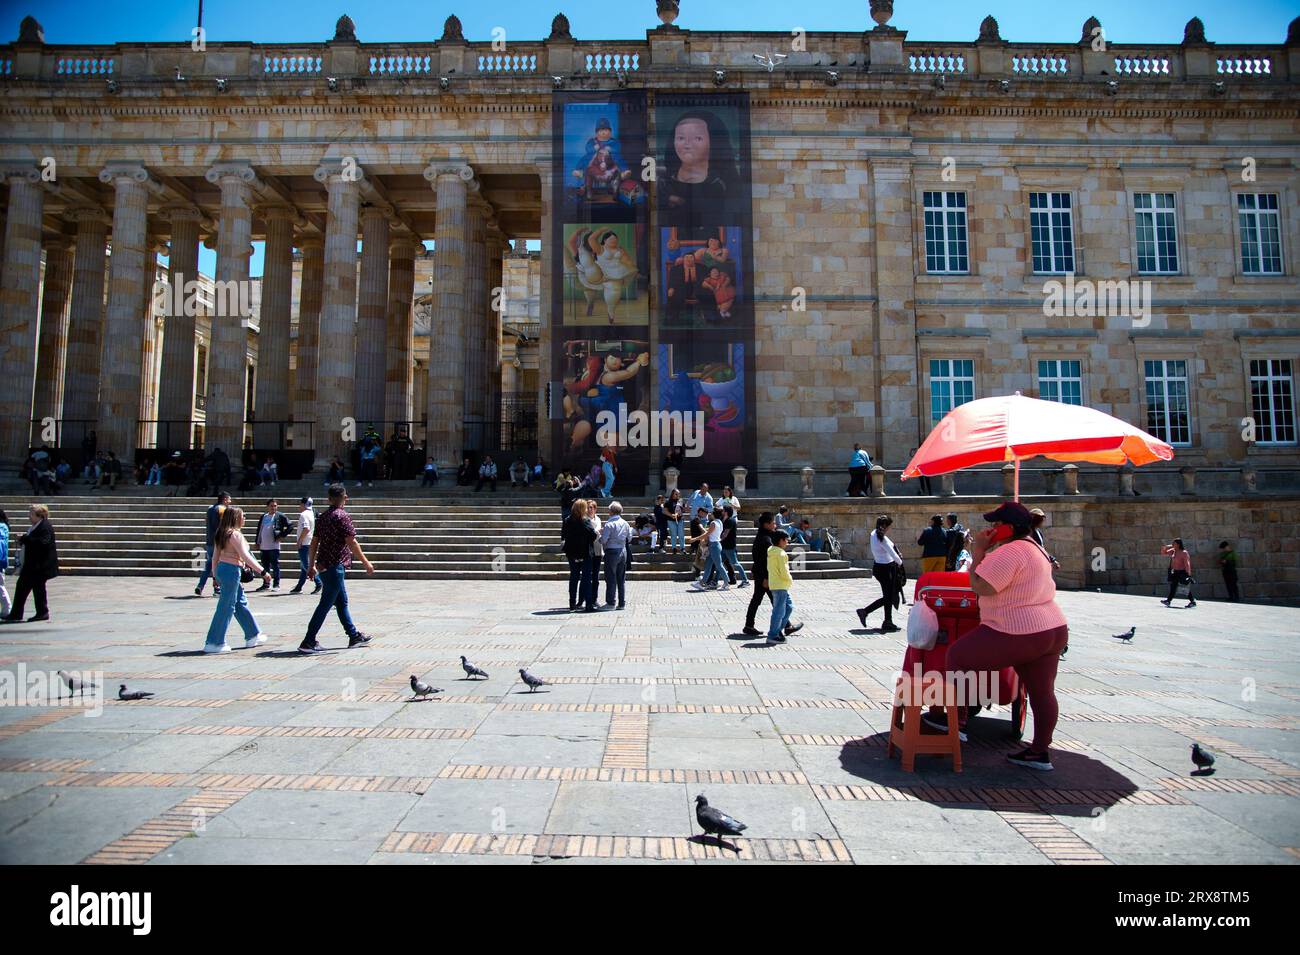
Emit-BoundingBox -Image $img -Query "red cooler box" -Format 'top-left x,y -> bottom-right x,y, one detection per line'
900,571 -> 1025,736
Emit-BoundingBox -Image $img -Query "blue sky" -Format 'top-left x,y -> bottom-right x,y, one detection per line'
7,0 -> 1290,276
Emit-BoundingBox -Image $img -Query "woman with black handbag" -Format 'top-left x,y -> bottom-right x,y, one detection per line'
1160,539 -> 1196,609
561,500 -> 597,612
855,515 -> 903,633
202,507 -> 270,653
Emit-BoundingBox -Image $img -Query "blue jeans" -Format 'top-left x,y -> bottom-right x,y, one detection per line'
603,549 -> 627,606
700,541 -> 727,585
667,520 -> 685,550
768,589 -> 794,638
293,545 -> 320,591
579,555 -> 597,610
304,564 -> 358,644
600,465 -> 614,498
204,563 -> 260,649
196,544 -> 217,593
722,548 -> 748,583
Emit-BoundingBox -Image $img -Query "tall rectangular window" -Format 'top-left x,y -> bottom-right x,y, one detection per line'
1134,193 -> 1180,274
1037,359 -> 1083,405
1249,358 -> 1296,445
923,191 -> 969,274
1029,192 -> 1075,274
1144,359 -> 1192,446
1238,193 -> 1284,275
929,358 -> 975,424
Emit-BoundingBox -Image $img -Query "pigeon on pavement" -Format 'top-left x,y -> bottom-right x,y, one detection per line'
409,675 -> 443,700
460,656 -> 488,680
1192,743 -> 1216,773
518,668 -> 548,692
695,795 -> 747,848
117,685 -> 155,702
1112,627 -> 1135,643
57,670 -> 98,699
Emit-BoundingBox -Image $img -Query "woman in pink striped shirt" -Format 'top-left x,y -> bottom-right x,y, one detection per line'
1160,539 -> 1196,609
946,501 -> 1068,772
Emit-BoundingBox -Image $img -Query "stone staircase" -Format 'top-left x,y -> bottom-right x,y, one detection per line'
0,492 -> 869,581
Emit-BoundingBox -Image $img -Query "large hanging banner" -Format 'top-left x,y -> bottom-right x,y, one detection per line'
550,90 -> 755,490
654,91 -> 756,488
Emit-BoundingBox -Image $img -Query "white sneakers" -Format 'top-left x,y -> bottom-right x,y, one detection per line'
245,633 -> 267,649
203,644 -> 232,654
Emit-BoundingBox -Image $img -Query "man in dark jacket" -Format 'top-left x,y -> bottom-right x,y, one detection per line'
3,504 -> 58,623
195,492 -> 231,596
742,512 -> 776,636
943,512 -> 965,572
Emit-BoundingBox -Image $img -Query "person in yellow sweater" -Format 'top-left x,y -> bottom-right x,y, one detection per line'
766,530 -> 803,643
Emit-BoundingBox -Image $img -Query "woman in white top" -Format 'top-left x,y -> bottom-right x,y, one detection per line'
720,486 -> 741,515
585,499 -> 604,598
202,506 -> 270,654
855,515 -> 904,632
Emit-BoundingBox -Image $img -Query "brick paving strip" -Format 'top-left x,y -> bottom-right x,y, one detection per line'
810,783 -> 1194,807
996,806 -> 1112,865
45,771 -> 436,793
82,790 -> 250,864
0,708 -> 80,738
166,725 -> 475,740
377,831 -> 852,862
602,712 -> 650,770
1158,776 -> 1300,796
1185,735 -> 1300,778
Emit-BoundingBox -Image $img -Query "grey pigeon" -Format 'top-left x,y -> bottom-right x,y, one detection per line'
118,685 -> 155,702
695,794 -> 747,845
409,675 -> 443,700
518,668 -> 548,692
57,670 -> 97,699
1192,743 -> 1216,772
460,656 -> 488,680
1112,626 -> 1135,643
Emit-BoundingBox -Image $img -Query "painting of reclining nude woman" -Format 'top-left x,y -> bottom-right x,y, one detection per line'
660,226 -> 746,328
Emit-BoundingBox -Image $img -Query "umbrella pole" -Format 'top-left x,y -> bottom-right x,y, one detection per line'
1014,458 -> 1020,502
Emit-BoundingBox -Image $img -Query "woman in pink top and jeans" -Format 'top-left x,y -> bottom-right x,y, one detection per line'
946,501 -> 1068,772
202,506 -> 271,654
1160,539 -> 1196,608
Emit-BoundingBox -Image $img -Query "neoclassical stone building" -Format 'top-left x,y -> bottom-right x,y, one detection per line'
0,2 -> 1297,491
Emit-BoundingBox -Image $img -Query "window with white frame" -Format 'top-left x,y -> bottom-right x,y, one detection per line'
1249,358 -> 1296,446
1134,193 -> 1180,274
1238,193 -> 1284,275
929,359 -> 975,425
1029,192 -> 1075,274
1143,359 -> 1192,446
923,191 -> 969,274
1037,359 -> 1083,405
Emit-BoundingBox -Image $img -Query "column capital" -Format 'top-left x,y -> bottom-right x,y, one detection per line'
98,161 -> 162,194
205,161 -> 262,190
388,233 -> 422,258
42,234 -> 73,253
422,161 -> 474,185
360,203 -> 394,223
159,202 -> 203,223
313,160 -> 366,188
0,162 -> 41,185
67,205 -> 110,226
297,235 -> 324,254
255,203 -> 298,223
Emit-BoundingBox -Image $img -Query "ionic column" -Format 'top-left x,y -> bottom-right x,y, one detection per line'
32,235 -> 74,430
293,236 -> 324,450
355,205 -> 391,428
312,161 -> 363,469
485,224 -> 506,436
385,234 -> 419,426
62,208 -> 109,452
95,162 -> 155,460
254,204 -> 295,450
203,161 -> 260,455
421,160 -> 474,468
0,167 -> 45,464
463,192 -> 488,449
534,162 -> 555,464
137,234 -> 162,448
157,204 -> 203,448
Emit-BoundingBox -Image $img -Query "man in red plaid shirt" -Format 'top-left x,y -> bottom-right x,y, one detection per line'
299,484 -> 376,654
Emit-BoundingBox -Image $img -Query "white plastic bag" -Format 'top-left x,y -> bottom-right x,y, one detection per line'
906,600 -> 940,651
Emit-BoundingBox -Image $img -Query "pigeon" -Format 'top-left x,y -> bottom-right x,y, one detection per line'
1192,743 -> 1216,773
518,668 -> 548,692
409,675 -> 443,700
695,795 -> 747,848
118,685 -> 155,702
1112,627 -> 1135,643
57,670 -> 98,699
460,656 -> 488,680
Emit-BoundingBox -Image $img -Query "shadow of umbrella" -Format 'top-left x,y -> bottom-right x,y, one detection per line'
834,719 -> 1141,815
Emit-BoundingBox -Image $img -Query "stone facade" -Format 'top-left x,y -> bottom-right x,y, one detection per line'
0,5 -> 1296,489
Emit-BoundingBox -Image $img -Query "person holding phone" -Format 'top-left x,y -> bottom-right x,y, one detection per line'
945,501 -> 1069,772
1160,539 -> 1196,608
855,515 -> 903,632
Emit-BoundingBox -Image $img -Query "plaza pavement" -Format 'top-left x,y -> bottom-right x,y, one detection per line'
0,575 -> 1297,865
